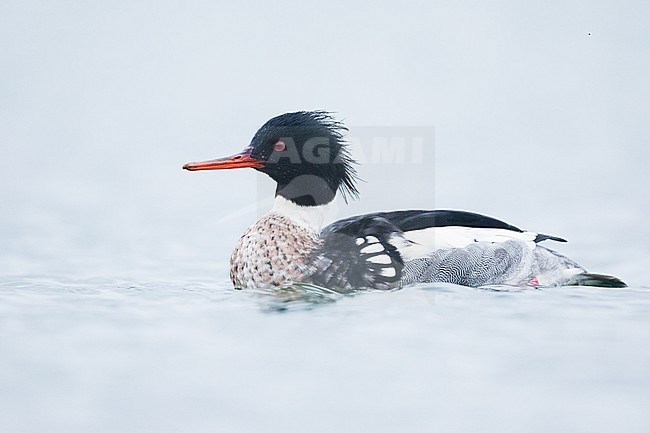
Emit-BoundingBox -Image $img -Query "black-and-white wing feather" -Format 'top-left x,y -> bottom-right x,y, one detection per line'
309,209 -> 570,290
308,216 -> 405,292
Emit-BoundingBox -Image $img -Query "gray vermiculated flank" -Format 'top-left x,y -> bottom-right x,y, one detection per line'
401,240 -> 534,286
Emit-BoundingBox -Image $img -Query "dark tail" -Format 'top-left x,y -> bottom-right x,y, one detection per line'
567,273 -> 627,288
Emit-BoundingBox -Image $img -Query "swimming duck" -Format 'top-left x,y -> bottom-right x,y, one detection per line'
183,111 -> 626,291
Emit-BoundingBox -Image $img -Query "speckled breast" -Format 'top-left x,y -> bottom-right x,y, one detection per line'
230,213 -> 320,289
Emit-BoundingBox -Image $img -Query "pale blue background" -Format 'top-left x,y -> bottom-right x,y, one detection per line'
2,0 -> 648,281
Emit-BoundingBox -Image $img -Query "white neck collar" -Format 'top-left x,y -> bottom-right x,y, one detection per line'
271,195 -> 332,232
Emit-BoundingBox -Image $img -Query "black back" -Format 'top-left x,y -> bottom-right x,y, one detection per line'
324,209 -> 524,234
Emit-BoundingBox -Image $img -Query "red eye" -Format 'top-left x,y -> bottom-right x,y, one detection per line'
273,141 -> 286,152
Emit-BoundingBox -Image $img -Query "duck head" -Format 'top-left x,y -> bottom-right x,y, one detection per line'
183,111 -> 359,206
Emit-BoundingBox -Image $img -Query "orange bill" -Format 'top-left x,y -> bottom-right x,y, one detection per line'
183,148 -> 264,171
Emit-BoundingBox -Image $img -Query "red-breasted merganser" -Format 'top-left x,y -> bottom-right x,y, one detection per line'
183,111 -> 626,291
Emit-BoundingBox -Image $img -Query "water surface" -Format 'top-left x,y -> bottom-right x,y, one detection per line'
1,273 -> 649,433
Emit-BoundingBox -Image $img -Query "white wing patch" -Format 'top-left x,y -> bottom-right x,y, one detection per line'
358,235 -> 399,277
367,254 -> 392,264
391,226 -> 539,261
361,243 -> 385,254
365,236 -> 380,244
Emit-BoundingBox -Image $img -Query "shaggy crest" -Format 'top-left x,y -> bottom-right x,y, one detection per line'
250,111 -> 360,202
